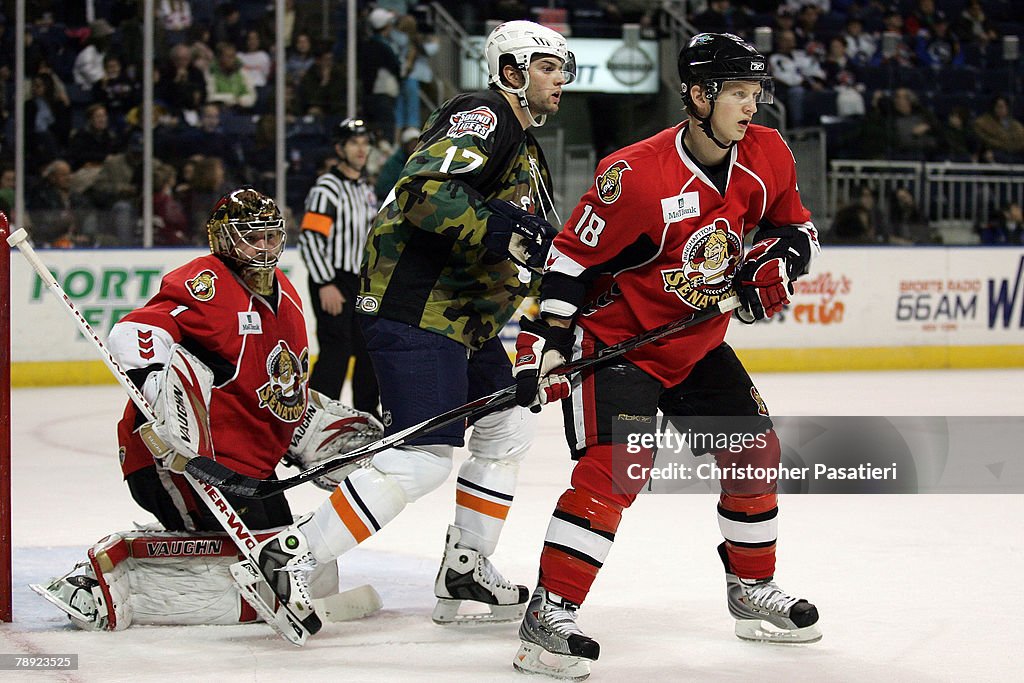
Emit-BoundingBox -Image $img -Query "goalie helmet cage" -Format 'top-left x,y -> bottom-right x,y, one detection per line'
1,217 -> 11,622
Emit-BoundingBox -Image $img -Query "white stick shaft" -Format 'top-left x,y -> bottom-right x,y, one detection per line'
7,228 -> 154,420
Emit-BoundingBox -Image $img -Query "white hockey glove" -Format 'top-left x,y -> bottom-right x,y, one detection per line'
284,390 -> 385,491
513,317 -> 574,411
138,345 -> 215,474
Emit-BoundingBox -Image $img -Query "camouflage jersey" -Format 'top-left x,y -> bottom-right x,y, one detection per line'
358,89 -> 554,350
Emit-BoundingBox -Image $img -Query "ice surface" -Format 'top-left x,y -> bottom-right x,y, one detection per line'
3,369 -> 1022,681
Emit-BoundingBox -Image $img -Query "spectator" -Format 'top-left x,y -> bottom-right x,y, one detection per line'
374,126 -> 419,200
870,11 -> 914,66
25,72 -> 71,170
941,105 -> 979,161
297,39 -> 347,117
86,146 -> 143,245
0,165 -> 15,216
158,42 -> 207,120
175,102 -> 241,173
73,19 -> 115,89
693,0 -> 746,34
794,3 -> 825,56
823,37 -> 865,117
158,0 -> 193,48
831,184 -> 885,244
769,29 -> 825,127
904,0 -> 943,37
889,87 -> 941,159
286,32 -> 315,85
972,95 -> 1024,159
211,2 -> 244,51
842,17 -> 877,66
152,161 -> 191,245
68,103 -> 121,170
888,186 -> 932,243
27,159 -> 93,247
185,155 -> 229,234
92,55 -> 141,131
977,202 -> 1023,245
239,29 -> 272,89
954,0 -> 998,48
915,14 -> 963,67
391,14 -> 424,133
360,8 -> 402,143
207,42 -> 256,110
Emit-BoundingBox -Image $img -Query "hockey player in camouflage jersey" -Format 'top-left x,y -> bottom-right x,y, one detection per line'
246,21 -> 578,630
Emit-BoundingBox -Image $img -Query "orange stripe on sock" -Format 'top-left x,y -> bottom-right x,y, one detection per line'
456,490 -> 510,520
329,487 -> 372,542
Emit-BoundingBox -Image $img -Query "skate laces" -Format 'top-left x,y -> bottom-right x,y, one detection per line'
541,594 -> 585,637
477,556 -> 516,592
274,553 -> 317,593
742,579 -> 800,615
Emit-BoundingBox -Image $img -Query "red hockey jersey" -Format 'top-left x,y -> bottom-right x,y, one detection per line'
545,122 -> 818,386
113,255 -> 310,479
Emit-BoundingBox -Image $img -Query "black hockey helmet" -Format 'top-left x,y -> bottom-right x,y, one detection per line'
677,33 -> 774,148
333,117 -> 370,145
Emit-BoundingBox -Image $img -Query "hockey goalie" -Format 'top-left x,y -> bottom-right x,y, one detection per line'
30,189 -> 385,631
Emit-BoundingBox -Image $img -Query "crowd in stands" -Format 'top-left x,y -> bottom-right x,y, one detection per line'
0,1 -> 1020,248
0,1 -> 438,248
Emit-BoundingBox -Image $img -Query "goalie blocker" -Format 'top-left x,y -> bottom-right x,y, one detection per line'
31,529 -> 382,630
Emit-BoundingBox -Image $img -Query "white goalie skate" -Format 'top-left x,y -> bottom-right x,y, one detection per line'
432,525 -> 528,625
514,586 -> 600,681
30,564 -> 107,631
232,520 -> 322,644
718,543 -> 822,644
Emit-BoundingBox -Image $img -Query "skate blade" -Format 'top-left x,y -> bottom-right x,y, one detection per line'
315,584 -> 383,622
29,582 -> 100,629
230,560 -> 319,646
432,597 -> 526,626
513,641 -> 591,681
735,618 -> 823,644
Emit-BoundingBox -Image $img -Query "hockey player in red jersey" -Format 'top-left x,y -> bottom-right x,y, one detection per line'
511,33 -> 823,680
32,189 -> 383,632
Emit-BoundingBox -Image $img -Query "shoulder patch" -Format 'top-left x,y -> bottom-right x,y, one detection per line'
447,106 -> 498,139
596,160 -> 632,204
185,270 -> 217,301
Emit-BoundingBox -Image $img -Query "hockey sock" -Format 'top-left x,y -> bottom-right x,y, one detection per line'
538,444 -> 648,605
716,430 -> 781,579
453,456 -> 517,556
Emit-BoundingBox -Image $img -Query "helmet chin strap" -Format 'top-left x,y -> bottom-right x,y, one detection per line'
500,68 -> 546,127
693,98 -> 733,150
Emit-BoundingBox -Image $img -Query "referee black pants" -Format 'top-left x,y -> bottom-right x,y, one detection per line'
308,272 -> 380,415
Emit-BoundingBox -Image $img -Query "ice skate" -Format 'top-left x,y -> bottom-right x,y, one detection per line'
718,543 -> 821,643
30,564 -> 105,631
232,520 -> 322,644
432,525 -> 528,625
513,586 -> 599,681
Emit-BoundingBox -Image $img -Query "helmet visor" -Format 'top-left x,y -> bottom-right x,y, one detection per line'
710,77 -> 775,105
561,51 -> 577,85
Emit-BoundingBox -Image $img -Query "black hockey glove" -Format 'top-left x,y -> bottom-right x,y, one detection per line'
735,227 -> 814,324
483,199 -> 558,270
513,317 -> 574,411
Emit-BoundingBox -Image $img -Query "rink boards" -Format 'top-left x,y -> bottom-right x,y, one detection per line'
7,246 -> 1024,386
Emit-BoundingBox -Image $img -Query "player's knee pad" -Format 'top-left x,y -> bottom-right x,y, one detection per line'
468,405 -> 536,463
569,443 -> 652,509
716,429 -> 782,498
371,444 -> 453,502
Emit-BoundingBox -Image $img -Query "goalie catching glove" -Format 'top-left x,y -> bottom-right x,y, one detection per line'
138,345 -> 215,474
283,391 -> 384,491
513,317 -> 574,410
735,226 -> 815,323
483,199 -> 558,270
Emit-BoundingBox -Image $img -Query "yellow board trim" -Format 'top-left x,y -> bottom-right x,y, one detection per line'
10,346 -> 1024,387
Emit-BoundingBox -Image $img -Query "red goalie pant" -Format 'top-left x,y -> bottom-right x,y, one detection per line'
538,341 -> 782,606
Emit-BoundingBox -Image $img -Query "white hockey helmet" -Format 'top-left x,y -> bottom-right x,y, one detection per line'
485,20 -> 575,126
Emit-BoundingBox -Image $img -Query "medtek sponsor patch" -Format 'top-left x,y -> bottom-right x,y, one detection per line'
185,270 -> 217,301
596,160 -> 631,204
447,106 -> 498,139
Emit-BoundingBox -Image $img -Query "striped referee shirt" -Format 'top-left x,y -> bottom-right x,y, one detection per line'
298,167 -> 379,284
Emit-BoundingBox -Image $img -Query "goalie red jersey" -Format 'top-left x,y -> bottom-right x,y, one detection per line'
111,254 -> 310,479
543,121 -> 818,386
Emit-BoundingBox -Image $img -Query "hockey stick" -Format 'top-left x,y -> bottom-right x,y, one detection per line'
186,294 -> 741,498
5,228 -> 317,646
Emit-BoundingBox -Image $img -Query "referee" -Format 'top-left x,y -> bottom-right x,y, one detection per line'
298,118 -> 380,415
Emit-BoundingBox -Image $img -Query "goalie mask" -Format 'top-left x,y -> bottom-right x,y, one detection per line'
485,20 -> 576,127
207,188 -> 286,295
678,32 -> 774,149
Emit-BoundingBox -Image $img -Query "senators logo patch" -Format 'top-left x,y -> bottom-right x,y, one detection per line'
660,218 -> 742,309
596,160 -> 631,204
256,341 -> 310,422
447,106 -> 497,139
186,270 -> 217,301
751,387 -> 769,417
